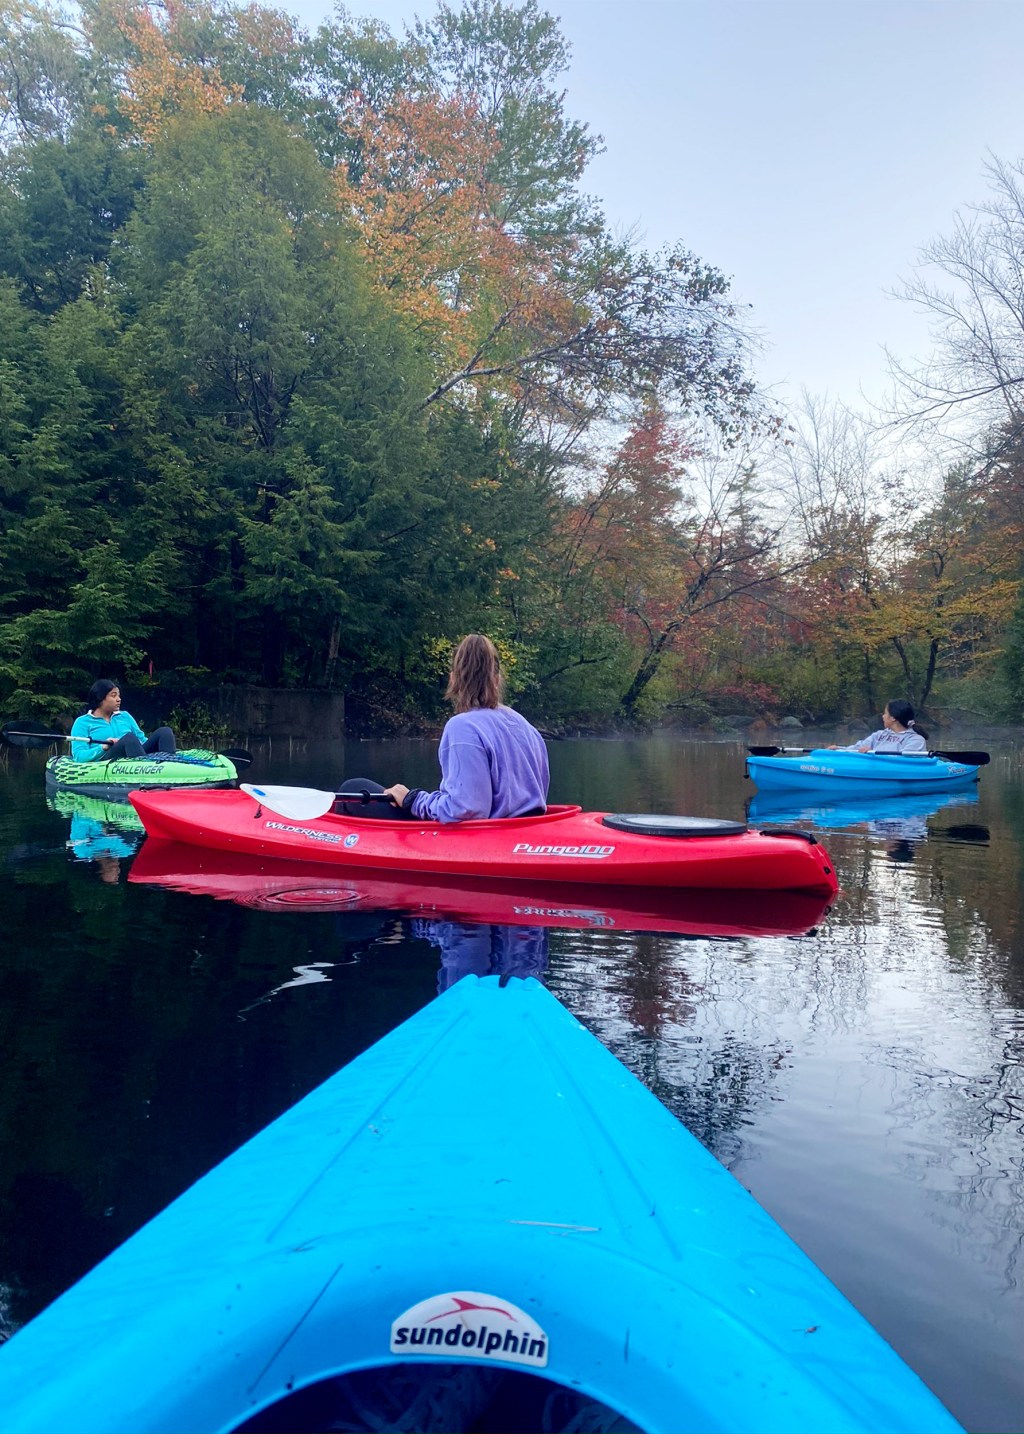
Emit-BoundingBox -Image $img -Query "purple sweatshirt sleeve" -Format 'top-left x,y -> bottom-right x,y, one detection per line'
411,727 -> 492,822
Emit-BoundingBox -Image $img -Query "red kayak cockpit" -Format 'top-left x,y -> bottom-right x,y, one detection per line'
324,803 -> 585,830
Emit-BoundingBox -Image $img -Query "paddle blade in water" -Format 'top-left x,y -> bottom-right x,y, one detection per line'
945,824 -> 990,843
241,784 -> 337,820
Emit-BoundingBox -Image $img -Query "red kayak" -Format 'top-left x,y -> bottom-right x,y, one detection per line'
129,788 -> 839,894
128,840 -> 836,935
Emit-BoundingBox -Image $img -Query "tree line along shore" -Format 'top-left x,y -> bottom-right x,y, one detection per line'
1,0 -> 1021,733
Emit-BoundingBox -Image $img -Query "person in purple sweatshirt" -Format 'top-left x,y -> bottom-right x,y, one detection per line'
382,634 -> 549,822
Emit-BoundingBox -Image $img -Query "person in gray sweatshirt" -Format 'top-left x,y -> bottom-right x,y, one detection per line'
831,700 -> 928,754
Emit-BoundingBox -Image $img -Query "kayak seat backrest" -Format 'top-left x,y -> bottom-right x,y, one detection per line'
601,814 -> 747,838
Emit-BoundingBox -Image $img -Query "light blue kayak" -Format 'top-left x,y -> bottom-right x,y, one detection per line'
0,977 -> 961,1434
748,786 -> 981,838
746,747 -> 981,795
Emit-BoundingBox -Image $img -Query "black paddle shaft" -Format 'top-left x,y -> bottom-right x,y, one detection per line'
1,722 -> 99,749
1,722 -> 254,767
747,744 -> 989,766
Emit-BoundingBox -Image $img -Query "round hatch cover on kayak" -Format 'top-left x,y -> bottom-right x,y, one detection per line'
601,814 -> 748,838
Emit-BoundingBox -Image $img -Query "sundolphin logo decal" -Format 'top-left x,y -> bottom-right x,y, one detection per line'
390,1291 -> 548,1367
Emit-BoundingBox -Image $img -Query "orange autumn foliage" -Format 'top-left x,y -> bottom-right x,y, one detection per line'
334,90 -> 573,396
563,406 -> 691,597
106,0 -> 241,142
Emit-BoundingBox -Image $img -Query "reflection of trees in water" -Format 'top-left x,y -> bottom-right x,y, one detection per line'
799,854 -> 1024,1308
550,931 -> 806,1166
857,842 -> 1024,1309
949,779 -> 1024,1007
875,1025 -> 1024,1297
610,932 -> 700,1037
0,888 -> 437,1331
548,886 -> 1024,1372
550,882 -> 1023,1195
552,737 -> 746,825
833,795 -> 1024,1011
635,1030 -> 791,1168
0,1280 -> 20,1341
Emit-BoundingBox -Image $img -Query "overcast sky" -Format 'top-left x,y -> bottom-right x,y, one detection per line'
287,0 -> 1024,414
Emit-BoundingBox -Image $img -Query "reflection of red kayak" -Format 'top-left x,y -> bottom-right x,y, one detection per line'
128,840 -> 835,936
129,789 -> 838,893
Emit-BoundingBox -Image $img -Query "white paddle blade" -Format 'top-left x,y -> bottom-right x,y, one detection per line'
241,783 -> 337,821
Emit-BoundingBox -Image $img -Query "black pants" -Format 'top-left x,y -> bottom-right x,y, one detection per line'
103,727 -> 176,760
333,779 -> 545,822
333,778 -> 416,820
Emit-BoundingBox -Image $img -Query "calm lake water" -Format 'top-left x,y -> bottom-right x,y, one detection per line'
1,733 -> 1023,1432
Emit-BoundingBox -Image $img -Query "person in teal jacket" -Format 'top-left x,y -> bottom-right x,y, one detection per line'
70,679 -> 177,762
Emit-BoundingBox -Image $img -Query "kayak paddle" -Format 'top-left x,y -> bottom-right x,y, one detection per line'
219,748 -> 255,770
242,783 -> 396,820
1,721 -> 253,768
944,824 -> 990,843
905,750 -> 988,764
242,784 -> 337,819
2,721 -> 105,749
747,744 -> 990,765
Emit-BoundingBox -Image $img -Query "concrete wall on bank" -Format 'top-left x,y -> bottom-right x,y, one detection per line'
126,686 -> 345,741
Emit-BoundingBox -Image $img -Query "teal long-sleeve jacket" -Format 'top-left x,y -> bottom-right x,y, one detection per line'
69,710 -> 147,762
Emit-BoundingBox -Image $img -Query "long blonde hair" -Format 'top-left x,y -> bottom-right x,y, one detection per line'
445,634 -> 504,713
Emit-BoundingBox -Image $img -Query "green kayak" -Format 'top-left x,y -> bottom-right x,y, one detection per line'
45,749 -> 238,794
46,789 -> 145,832
46,788 -> 145,864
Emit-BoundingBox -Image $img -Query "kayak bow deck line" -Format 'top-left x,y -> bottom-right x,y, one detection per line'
129,786 -> 840,893
0,977 -> 961,1434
